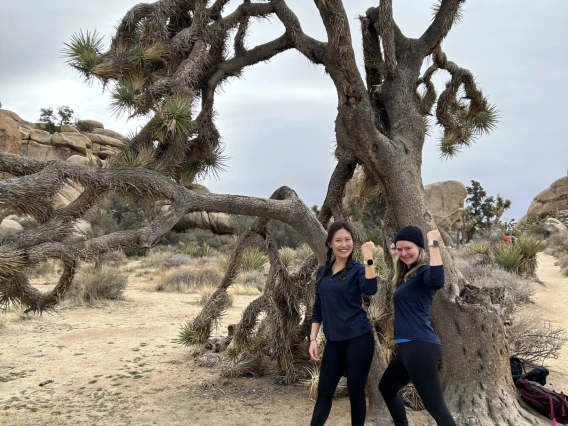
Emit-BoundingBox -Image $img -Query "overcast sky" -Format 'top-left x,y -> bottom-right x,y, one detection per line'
1,0 -> 567,222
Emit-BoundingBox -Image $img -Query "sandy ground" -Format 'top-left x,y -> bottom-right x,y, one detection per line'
0,254 -> 566,426
530,253 -> 568,391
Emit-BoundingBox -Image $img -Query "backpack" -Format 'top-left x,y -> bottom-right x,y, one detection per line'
510,356 -> 526,382
516,378 -> 568,425
524,366 -> 550,386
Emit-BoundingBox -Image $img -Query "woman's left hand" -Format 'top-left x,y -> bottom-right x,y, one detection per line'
361,241 -> 376,261
426,229 -> 442,245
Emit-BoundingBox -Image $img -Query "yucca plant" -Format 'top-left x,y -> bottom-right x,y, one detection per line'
175,321 -> 196,347
240,246 -> 267,272
279,247 -> 296,268
296,243 -> 313,262
216,255 -> 231,273
61,30 -> 104,82
466,242 -> 490,256
516,235 -> 546,276
493,243 -> 523,273
156,95 -> 193,139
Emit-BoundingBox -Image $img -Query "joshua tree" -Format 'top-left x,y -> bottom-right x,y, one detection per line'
0,1 -> 547,424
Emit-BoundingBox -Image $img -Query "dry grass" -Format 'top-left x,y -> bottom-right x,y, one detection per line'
228,283 -> 262,296
68,266 -> 127,305
153,263 -> 224,293
555,255 -> 568,276
453,256 -> 535,306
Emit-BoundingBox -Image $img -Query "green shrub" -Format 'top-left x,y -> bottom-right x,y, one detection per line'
162,254 -> 194,268
515,235 -> 545,276
183,243 -> 216,258
70,266 -> 127,304
493,243 -> 523,273
240,247 -> 267,272
217,255 -> 231,273
296,243 -> 313,262
75,120 -> 95,133
279,247 -> 296,268
175,321 -> 196,347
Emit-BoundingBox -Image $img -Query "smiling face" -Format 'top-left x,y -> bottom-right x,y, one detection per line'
328,228 -> 353,261
395,240 -> 420,266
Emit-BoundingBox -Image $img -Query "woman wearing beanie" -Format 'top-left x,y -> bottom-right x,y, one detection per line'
379,225 -> 456,426
309,221 -> 378,426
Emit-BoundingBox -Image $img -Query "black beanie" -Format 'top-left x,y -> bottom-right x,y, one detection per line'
394,225 -> 424,249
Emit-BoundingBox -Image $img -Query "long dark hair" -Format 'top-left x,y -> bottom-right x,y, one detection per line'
315,221 -> 354,285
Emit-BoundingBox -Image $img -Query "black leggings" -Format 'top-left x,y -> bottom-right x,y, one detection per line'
378,341 -> 456,426
310,331 -> 375,426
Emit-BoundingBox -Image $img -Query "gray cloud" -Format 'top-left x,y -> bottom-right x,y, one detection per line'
1,0 -> 567,221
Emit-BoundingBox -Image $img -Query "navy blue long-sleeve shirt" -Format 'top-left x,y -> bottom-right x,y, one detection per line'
311,259 -> 378,342
393,264 -> 444,345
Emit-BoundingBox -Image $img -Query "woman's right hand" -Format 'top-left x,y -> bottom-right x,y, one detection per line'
309,340 -> 320,361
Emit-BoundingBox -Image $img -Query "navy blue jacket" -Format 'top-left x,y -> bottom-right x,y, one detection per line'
312,259 -> 378,342
393,264 -> 444,345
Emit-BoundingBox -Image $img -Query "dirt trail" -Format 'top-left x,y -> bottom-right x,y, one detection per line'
0,255 -> 566,425
531,253 -> 568,391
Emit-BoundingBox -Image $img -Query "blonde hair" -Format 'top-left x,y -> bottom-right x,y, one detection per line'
392,248 -> 427,288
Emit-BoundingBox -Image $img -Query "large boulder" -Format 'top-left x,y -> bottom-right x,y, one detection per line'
92,128 -> 127,142
0,109 -> 23,123
544,218 -> 568,238
24,141 -> 73,162
51,132 -> 89,155
29,128 -> 52,145
0,114 -> 22,155
424,180 -> 468,231
526,176 -> 568,219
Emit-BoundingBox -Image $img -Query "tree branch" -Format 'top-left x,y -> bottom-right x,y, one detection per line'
420,0 -> 464,55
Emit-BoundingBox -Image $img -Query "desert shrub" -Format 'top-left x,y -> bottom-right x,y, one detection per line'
279,247 -> 296,268
75,120 -> 95,133
515,235 -> 546,276
162,254 -> 194,268
217,255 -> 231,273
98,250 -> 127,266
154,264 -> 223,293
296,243 -> 313,262
198,285 -> 217,305
240,247 -> 267,272
511,309 -> 567,366
183,243 -> 216,258
235,270 -> 266,293
175,321 -> 196,346
25,260 -> 57,277
555,255 -> 568,275
493,243 -> 523,273
69,266 -> 127,304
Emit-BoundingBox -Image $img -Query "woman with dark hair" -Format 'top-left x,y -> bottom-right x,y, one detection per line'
309,221 -> 378,426
379,225 -> 456,426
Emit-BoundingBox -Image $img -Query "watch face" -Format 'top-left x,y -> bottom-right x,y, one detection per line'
366,259 -> 374,265
432,240 -> 439,247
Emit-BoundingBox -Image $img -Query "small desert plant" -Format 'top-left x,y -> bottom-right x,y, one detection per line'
162,254 -> 194,268
237,270 -> 266,292
279,247 -> 296,268
466,242 -> 490,256
216,255 -> 231,273
493,243 -> 523,273
25,260 -> 57,277
175,321 -> 196,347
515,235 -> 546,276
184,243 -> 216,258
154,264 -> 223,292
240,247 -> 267,272
555,255 -> 568,276
296,243 -> 313,262
511,310 -> 567,366
70,266 -> 127,304
198,285 -> 217,305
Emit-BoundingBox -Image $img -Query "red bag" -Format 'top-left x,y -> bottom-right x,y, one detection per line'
516,378 -> 568,425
